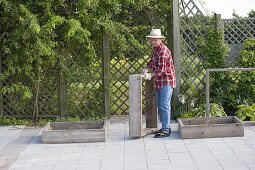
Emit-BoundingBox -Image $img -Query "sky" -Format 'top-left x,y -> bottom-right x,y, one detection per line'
195,0 -> 255,18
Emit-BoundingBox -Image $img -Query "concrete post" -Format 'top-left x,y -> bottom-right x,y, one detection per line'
129,74 -> 143,137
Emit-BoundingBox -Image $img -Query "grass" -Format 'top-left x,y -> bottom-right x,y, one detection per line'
0,114 -> 107,126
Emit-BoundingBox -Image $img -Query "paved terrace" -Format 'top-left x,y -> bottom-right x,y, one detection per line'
1,116 -> 255,170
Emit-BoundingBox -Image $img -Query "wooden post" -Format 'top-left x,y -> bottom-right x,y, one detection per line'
0,54 -> 3,117
102,32 -> 111,117
58,57 -> 67,118
214,13 -> 223,30
215,13 -> 225,47
168,0 -> 181,111
145,80 -> 158,128
205,70 -> 210,117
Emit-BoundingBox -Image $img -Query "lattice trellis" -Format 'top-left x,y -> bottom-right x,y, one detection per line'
223,18 -> 255,66
37,69 -> 59,117
179,0 -> 255,108
110,8 -> 168,115
64,57 -> 103,118
110,57 -> 148,115
179,0 -> 208,104
1,64 -> 58,118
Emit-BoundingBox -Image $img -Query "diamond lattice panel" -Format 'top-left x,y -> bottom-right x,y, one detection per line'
179,0 -> 207,103
1,68 -> 58,118
37,69 -> 58,118
66,59 -> 103,118
223,18 -> 255,66
110,7 -> 167,115
110,57 -> 148,115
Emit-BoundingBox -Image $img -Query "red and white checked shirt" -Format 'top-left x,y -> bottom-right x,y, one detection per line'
147,42 -> 176,90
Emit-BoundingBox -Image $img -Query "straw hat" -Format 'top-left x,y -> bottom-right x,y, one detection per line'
146,29 -> 165,39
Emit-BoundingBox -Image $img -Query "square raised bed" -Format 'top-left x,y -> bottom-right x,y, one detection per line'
42,120 -> 108,144
178,116 -> 244,139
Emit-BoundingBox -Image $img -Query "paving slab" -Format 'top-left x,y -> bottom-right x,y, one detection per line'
0,116 -> 255,170
0,126 -> 40,170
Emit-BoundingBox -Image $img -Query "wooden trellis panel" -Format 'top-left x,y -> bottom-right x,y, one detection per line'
179,0 -> 255,108
110,9 -> 168,115
223,18 -> 255,66
64,58 -> 103,118
0,64 -> 58,118
179,0 -> 208,103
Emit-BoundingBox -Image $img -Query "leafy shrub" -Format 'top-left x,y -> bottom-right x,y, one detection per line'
208,38 -> 255,114
179,103 -> 227,118
235,104 -> 255,121
236,38 -> 255,105
195,14 -> 254,115
196,16 -> 229,69
0,114 -> 106,126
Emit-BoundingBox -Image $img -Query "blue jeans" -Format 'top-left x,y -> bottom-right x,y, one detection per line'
155,84 -> 173,132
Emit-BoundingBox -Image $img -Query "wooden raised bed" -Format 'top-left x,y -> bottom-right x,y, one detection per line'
178,116 -> 244,139
42,120 -> 108,143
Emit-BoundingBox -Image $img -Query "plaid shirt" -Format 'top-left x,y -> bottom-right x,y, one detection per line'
147,42 -> 176,90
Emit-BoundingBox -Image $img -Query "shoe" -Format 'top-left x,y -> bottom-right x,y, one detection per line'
154,130 -> 171,138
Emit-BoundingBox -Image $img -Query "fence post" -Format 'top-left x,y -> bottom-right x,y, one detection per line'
168,0 -> 181,112
102,32 -> 111,117
145,80 -> 158,128
215,13 -> 225,47
205,69 -> 210,117
215,13 -> 223,30
0,54 -> 3,117
58,57 -> 67,118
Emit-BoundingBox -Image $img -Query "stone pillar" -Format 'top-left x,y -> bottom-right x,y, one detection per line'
129,74 -> 143,137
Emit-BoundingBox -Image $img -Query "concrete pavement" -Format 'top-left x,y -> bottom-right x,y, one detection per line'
1,117 -> 255,170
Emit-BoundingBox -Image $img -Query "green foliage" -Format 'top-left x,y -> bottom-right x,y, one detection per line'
0,114 -> 106,126
239,38 -> 255,67
194,15 -> 229,107
2,82 -> 33,100
1,0 -> 171,119
235,104 -> 255,121
178,111 -> 196,118
235,38 -> 255,106
248,10 -> 255,18
179,103 -> 227,118
210,38 -> 255,113
196,14 -> 254,114
0,117 -> 27,126
196,16 -> 229,69
66,81 -> 103,118
206,103 -> 227,117
0,117 -> 50,126
108,0 -> 170,61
